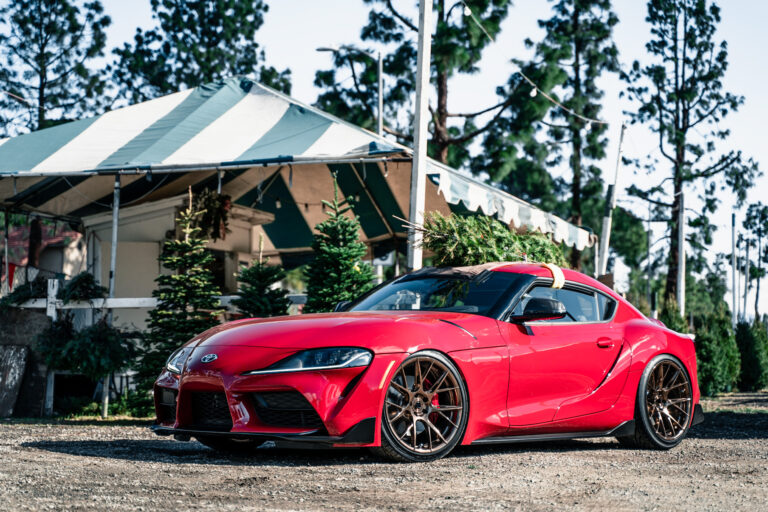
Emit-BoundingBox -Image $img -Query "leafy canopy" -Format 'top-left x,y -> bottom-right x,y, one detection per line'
110,0 -> 290,103
0,0 -> 111,134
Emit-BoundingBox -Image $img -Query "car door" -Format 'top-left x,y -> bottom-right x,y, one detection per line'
499,283 -> 623,426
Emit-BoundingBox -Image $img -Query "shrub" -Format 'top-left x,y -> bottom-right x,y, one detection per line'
417,212 -> 567,267
659,299 -> 688,333
694,306 -> 740,396
735,321 -> 768,391
37,315 -> 137,381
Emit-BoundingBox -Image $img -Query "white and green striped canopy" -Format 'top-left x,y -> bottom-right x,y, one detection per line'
0,77 -> 594,253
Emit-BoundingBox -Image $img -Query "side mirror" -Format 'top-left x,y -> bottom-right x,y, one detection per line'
509,297 -> 566,323
333,300 -> 352,312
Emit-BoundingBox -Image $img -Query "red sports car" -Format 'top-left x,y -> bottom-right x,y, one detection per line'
152,262 -> 703,462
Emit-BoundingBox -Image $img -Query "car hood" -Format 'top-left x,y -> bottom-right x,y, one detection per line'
190,311 -> 500,353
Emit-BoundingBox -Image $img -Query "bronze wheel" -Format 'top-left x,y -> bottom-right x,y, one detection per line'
618,354 -> 693,450
645,359 -> 692,441
374,351 -> 468,462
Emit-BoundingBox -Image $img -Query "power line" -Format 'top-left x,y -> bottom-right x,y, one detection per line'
461,1 -> 607,126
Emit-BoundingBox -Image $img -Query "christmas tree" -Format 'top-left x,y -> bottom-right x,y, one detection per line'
233,236 -> 290,318
137,189 -> 223,390
304,180 -> 374,313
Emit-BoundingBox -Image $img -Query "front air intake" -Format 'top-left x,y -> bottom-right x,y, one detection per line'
251,391 -> 324,429
189,391 -> 233,431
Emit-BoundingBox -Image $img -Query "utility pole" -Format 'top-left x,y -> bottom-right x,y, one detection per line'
598,123 -> 626,276
744,238 -> 750,321
406,0 -> 433,271
676,190 -> 685,318
732,213 -> 737,326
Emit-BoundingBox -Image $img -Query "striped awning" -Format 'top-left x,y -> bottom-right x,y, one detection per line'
0,77 -> 594,252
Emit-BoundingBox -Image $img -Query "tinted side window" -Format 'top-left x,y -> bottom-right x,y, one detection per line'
597,293 -> 617,320
513,286 -> 599,323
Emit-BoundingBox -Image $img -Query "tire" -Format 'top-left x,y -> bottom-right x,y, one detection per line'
372,351 -> 469,462
617,354 -> 693,450
195,436 -> 264,453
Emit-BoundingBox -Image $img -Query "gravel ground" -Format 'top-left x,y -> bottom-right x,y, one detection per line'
1,393 -> 766,511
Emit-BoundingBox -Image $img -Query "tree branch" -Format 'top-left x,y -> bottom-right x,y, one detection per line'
445,99 -> 513,145
385,0 -> 418,32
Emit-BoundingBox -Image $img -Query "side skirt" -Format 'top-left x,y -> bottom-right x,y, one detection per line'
470,420 -> 635,446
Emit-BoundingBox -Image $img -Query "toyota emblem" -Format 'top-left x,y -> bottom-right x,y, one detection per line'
201,353 -> 218,363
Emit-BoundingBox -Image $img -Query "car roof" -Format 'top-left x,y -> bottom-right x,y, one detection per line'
491,263 -> 621,299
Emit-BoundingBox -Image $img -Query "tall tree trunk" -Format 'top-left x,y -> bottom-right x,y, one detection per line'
434,68 -> 449,163
569,6 -> 583,271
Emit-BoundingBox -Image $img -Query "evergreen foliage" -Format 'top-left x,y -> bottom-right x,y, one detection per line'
192,189 -> 232,242
694,305 -> 740,396
623,0 -> 759,302
314,0 -> 513,167
0,0 -> 111,134
659,299 -> 687,333
38,315 -> 137,381
744,203 -> 768,317
304,181 -> 374,313
58,272 -> 107,304
735,321 -> 768,392
418,212 -> 567,268
484,0 -> 619,270
233,259 -> 290,318
110,0 -> 290,103
139,192 -> 223,390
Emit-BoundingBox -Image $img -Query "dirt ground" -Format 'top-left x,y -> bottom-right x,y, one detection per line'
1,393 -> 766,512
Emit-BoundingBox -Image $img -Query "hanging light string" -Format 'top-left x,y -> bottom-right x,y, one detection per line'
461,1 -> 607,126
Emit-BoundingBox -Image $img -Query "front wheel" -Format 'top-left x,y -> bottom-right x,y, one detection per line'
618,354 -> 693,449
373,351 -> 469,462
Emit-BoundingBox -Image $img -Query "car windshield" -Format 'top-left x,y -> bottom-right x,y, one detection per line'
349,271 -> 528,317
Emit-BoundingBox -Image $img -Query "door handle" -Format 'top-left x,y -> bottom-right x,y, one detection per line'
596,337 -> 614,349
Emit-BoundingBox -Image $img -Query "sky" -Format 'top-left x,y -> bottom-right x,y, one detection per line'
101,0 -> 768,317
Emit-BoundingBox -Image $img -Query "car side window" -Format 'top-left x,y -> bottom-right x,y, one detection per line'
596,293 -> 617,320
513,285 -> 599,323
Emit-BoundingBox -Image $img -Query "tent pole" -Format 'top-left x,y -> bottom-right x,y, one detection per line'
3,209 -> 9,295
103,175 -> 120,419
407,0 -> 433,271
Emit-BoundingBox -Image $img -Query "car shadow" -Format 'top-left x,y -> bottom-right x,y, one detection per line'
19,411 -> 767,465
687,410 -> 768,440
21,438 -> 381,466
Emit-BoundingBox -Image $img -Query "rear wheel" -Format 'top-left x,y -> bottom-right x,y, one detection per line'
195,436 -> 264,453
618,354 -> 693,449
373,351 -> 469,462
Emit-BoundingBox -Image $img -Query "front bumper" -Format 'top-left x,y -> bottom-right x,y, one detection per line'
153,348 -> 408,447
151,417 -> 376,448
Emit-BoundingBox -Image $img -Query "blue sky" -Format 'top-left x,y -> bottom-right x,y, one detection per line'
102,0 -> 768,315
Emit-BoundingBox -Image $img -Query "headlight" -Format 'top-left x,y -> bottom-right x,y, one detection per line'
165,347 -> 192,374
243,347 -> 372,375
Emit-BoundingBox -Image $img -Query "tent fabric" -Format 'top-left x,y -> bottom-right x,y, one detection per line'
0,77 -> 594,250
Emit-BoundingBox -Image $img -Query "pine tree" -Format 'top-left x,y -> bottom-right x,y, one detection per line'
0,0 -> 111,134
744,203 -> 768,318
304,180 -> 374,313
110,0 -> 290,103
314,0 -> 513,168
233,240 -> 290,318
623,0 -> 759,303
416,212 -> 567,267
735,321 -> 768,392
138,190 -> 223,389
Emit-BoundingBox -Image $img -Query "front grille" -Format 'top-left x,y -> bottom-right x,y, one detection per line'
156,388 -> 177,424
189,391 -> 233,431
252,391 -> 324,429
